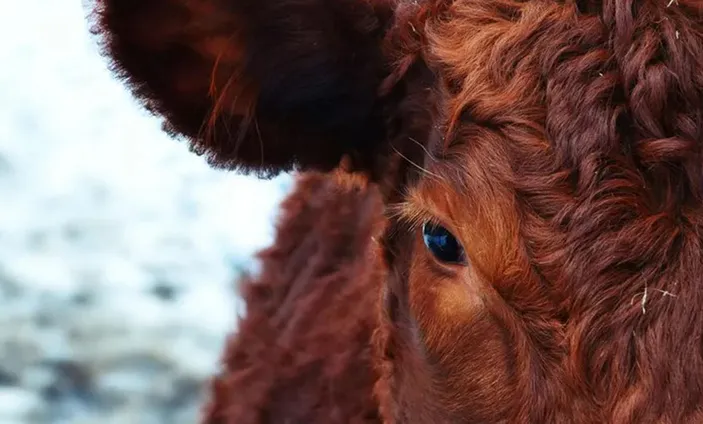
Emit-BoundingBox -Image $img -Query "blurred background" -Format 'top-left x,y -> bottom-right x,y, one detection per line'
0,2 -> 291,423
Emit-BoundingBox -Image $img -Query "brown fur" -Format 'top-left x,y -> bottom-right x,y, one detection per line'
203,171 -> 385,423
89,0 -> 703,422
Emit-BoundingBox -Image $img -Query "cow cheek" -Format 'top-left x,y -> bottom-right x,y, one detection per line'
407,256 -> 517,421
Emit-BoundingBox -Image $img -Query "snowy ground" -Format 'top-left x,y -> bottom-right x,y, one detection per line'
0,2 -> 290,423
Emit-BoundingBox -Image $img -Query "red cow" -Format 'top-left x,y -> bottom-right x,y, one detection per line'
89,0 -> 703,422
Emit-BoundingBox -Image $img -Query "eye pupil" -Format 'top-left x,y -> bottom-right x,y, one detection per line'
422,222 -> 465,264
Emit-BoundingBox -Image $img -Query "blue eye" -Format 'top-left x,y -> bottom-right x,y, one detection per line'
422,222 -> 466,264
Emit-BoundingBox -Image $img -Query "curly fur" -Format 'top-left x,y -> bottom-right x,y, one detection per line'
90,0 -> 703,422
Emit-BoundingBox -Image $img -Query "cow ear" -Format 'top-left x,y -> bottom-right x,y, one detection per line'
89,0 -> 395,177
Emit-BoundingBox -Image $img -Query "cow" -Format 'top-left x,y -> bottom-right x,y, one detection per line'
89,0 -> 703,422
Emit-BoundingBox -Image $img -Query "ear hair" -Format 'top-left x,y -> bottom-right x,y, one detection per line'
89,0 -> 396,177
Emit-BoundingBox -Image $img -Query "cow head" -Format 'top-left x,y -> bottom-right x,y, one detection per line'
90,0 -> 703,422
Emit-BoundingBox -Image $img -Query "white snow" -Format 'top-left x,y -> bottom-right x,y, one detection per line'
0,1 -> 290,423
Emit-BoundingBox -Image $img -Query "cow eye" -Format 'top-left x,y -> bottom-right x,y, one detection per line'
422,222 -> 466,264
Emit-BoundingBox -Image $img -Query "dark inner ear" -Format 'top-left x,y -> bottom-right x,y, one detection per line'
90,0 -> 396,177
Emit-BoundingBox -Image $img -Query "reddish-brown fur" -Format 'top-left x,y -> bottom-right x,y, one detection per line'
204,171 -> 385,423
89,0 -> 703,422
